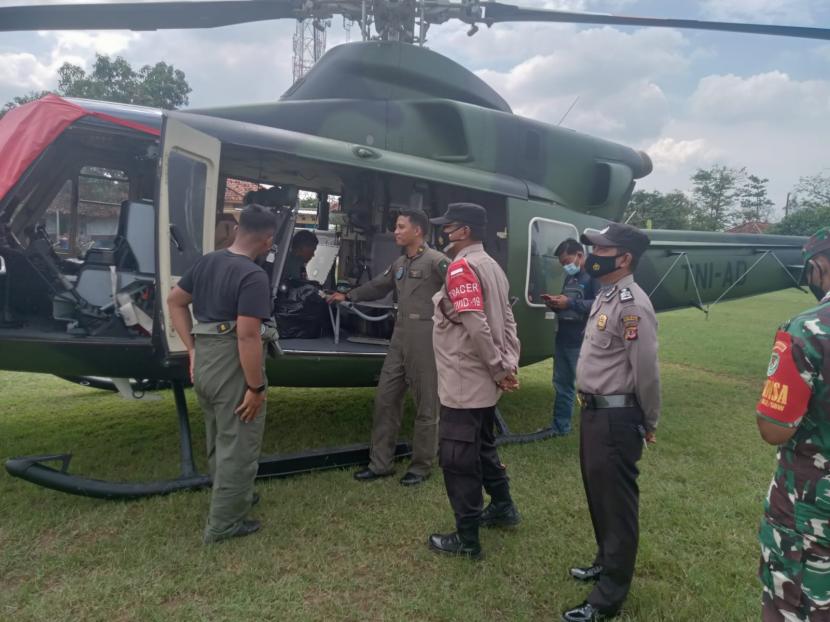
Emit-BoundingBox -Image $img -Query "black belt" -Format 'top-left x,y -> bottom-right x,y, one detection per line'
578,393 -> 638,409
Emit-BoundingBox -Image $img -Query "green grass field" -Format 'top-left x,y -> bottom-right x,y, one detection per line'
0,289 -> 811,621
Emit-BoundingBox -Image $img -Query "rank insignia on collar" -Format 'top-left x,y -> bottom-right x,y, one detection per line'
603,286 -> 617,299
395,266 -> 405,280
619,287 -> 634,302
597,314 -> 608,330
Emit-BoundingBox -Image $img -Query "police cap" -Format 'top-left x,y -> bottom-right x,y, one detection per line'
580,222 -> 651,258
430,202 -> 487,227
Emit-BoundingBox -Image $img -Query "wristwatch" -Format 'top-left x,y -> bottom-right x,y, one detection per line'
247,383 -> 266,394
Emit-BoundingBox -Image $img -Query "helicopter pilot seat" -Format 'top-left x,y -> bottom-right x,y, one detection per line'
53,200 -> 155,330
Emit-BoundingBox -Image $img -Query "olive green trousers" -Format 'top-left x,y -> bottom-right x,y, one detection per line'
194,334 -> 266,541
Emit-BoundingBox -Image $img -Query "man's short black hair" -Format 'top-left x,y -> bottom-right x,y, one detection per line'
398,208 -> 430,235
239,204 -> 276,235
292,229 -> 318,249
555,238 -> 584,257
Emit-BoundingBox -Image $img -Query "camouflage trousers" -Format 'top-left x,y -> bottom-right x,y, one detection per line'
759,518 -> 830,621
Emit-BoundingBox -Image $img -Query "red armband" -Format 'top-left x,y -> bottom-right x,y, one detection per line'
756,330 -> 812,426
446,258 -> 484,313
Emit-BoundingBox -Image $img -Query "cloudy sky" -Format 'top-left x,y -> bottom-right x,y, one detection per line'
1,0 -> 828,216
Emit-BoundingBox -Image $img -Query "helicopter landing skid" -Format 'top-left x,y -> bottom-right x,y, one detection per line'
5,380 -> 413,500
494,407 -> 559,445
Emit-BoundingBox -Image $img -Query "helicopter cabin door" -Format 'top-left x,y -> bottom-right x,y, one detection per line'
157,116 -> 221,356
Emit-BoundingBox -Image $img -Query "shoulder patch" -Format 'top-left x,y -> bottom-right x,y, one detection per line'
446,258 -> 484,313
619,287 -> 634,303
438,259 -> 450,276
622,314 -> 640,327
757,329 -> 813,426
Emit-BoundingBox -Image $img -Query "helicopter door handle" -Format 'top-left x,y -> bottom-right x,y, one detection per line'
0,254 -> 6,276
353,146 -> 380,160
169,224 -> 185,252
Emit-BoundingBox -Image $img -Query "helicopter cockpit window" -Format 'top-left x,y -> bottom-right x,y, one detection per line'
526,217 -> 579,307
167,151 -> 207,275
75,166 -> 129,253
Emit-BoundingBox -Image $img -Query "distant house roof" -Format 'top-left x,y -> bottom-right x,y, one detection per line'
727,221 -> 771,234
224,178 -> 260,206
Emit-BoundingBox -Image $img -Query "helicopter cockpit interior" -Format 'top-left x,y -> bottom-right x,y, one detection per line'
0,117 -> 159,340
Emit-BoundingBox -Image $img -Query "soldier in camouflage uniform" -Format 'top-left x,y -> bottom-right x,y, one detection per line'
756,227 -> 830,621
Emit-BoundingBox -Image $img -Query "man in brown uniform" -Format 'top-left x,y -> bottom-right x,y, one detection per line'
328,208 -> 448,486
561,223 -> 659,622
427,202 -> 521,559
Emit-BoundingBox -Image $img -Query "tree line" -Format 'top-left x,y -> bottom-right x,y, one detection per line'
0,53 -> 191,119
624,165 -> 829,237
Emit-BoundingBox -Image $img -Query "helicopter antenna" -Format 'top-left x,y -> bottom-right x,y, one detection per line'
557,95 -> 580,126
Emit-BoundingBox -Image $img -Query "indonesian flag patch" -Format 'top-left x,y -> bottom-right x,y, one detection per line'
756,330 -> 812,426
446,258 -> 484,313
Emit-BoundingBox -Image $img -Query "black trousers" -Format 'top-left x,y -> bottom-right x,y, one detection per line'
438,405 -> 512,528
580,406 -> 645,612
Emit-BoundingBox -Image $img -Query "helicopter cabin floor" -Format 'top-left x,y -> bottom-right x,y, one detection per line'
0,318 -> 150,344
280,335 -> 388,356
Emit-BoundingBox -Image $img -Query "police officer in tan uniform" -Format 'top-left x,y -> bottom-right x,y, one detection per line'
328,208 -> 448,486
561,223 -> 659,622
427,203 -> 521,559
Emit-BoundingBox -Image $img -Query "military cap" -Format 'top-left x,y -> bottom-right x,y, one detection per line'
580,222 -> 651,258
430,202 -> 487,227
802,227 -> 830,262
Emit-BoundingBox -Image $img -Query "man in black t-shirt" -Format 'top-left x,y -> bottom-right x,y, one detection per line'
167,204 -> 276,544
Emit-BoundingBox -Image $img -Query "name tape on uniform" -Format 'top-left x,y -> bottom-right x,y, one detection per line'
446,258 -> 483,313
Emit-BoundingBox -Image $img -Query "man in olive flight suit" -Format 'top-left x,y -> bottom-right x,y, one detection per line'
756,227 -> 830,621
167,204 -> 277,544
562,222 -> 660,622
328,208 -> 448,486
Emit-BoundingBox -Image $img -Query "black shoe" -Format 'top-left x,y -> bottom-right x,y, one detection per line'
428,531 -> 482,559
353,468 -> 394,482
400,472 -> 429,486
480,500 -> 521,527
561,602 -> 618,621
203,519 -> 261,544
252,492 -> 260,507
569,564 -> 603,582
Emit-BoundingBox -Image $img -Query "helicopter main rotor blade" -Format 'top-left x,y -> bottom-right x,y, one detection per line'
479,4 -> 830,41
0,0 -> 301,32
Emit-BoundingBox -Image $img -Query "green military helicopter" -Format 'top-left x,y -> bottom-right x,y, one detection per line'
0,1 -> 823,499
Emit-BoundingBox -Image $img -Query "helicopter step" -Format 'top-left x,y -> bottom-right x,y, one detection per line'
5,380 -> 413,500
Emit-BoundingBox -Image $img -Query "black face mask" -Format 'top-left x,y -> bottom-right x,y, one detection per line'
585,253 -> 624,278
807,261 -> 826,301
437,225 -> 465,253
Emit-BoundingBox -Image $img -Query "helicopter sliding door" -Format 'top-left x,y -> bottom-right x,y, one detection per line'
157,117 -> 221,355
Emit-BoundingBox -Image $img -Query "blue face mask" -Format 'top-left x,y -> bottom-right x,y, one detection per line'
563,262 -> 580,276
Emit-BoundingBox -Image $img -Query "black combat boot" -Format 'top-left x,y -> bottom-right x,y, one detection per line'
428,521 -> 482,559
480,500 -> 521,527
481,479 -> 521,527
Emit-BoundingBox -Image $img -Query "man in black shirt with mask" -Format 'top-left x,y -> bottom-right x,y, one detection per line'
167,204 -> 276,544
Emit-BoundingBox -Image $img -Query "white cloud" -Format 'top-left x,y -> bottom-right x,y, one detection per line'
645,137 -> 718,173
0,52 -> 56,93
700,0 -> 818,24
690,71 -> 830,122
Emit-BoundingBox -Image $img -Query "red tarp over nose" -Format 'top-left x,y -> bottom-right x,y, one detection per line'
0,94 -> 160,201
